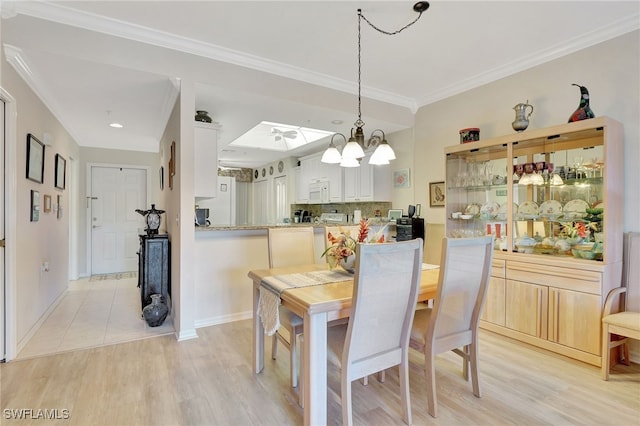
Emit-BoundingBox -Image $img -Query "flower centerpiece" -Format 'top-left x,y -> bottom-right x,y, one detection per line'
322,218 -> 387,272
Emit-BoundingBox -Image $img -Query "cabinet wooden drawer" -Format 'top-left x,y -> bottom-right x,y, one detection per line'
491,259 -> 505,278
506,261 -> 601,295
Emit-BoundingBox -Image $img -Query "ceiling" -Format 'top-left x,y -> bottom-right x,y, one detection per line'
2,1 -> 638,168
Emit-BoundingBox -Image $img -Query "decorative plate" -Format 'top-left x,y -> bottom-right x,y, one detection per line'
254,170 -> 259,179
261,168 -> 266,177
517,201 -> 539,219
464,203 -> 481,216
480,201 -> 500,219
539,200 -> 563,219
496,202 -> 517,220
278,161 -> 284,173
269,166 -> 274,175
563,199 -> 589,219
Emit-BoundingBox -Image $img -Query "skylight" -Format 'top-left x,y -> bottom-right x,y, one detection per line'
229,121 -> 333,152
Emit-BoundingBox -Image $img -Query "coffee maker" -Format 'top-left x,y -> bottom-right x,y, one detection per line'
195,208 -> 210,226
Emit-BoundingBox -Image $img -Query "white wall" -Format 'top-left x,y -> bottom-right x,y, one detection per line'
413,31 -> 639,232
412,30 -> 640,360
2,53 -> 80,349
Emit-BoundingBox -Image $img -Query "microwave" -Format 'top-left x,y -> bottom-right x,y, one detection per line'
309,180 -> 330,204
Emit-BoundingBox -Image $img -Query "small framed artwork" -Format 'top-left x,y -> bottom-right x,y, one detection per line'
429,181 -> 446,207
393,168 -> 410,188
55,154 -> 66,190
159,166 -> 164,190
388,209 -> 403,221
43,194 -> 52,213
26,133 -> 45,183
168,141 -> 176,190
220,183 -> 227,192
57,194 -> 63,219
30,190 -> 40,222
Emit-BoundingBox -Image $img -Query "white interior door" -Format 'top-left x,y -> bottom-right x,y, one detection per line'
91,166 -> 146,274
274,175 -> 288,224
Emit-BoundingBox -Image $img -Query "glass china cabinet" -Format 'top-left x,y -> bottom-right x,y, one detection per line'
443,116 -> 624,367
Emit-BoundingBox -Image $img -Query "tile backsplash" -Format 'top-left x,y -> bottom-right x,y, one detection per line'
290,202 -> 393,222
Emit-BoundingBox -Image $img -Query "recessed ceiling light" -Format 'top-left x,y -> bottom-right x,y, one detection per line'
109,122 -> 123,128
331,120 -> 344,125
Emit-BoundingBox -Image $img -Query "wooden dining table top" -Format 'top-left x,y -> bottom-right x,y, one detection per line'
248,263 -> 440,319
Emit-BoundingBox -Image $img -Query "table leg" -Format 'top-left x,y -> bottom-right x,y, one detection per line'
253,280 -> 264,374
303,310 -> 327,426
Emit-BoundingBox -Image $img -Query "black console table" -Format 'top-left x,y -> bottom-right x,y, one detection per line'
137,234 -> 170,311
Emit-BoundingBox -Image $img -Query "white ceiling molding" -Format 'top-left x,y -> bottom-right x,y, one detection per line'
8,1 -> 415,111
3,43 -> 82,144
415,13 -> 640,107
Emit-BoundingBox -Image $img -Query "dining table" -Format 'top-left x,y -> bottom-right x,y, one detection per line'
249,263 -> 440,426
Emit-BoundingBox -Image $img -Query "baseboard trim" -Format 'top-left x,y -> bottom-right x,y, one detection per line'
176,329 -> 198,341
16,290 -> 68,355
195,311 -> 253,329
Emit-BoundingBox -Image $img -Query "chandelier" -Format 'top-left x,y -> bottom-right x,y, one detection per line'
322,2 -> 430,167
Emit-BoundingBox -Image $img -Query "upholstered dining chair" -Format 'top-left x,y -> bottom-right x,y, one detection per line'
601,232 -> 640,380
409,236 -> 494,418
267,226 -> 316,388
325,239 -> 423,426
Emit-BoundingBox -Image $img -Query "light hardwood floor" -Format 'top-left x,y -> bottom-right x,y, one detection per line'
2,320 -> 639,425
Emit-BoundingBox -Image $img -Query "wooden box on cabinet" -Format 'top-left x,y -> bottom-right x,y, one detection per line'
138,234 -> 171,312
444,117 -> 624,366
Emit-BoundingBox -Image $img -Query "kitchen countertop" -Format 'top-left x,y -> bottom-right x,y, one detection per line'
196,220 -> 396,232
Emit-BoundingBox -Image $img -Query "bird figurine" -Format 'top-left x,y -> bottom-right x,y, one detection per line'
568,83 -> 595,122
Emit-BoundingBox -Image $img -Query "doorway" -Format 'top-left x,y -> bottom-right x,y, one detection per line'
89,165 -> 147,275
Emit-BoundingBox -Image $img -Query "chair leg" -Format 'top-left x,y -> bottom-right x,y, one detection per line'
425,349 -> 438,418
399,360 -> 412,425
376,370 -> 386,383
290,330 -> 298,388
462,344 -> 470,381
601,324 -> 611,380
271,334 -> 278,360
342,375 -> 353,426
469,341 -> 481,398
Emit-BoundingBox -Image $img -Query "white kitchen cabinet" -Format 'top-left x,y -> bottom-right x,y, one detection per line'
343,153 -> 391,202
194,122 -> 220,198
298,153 -> 343,203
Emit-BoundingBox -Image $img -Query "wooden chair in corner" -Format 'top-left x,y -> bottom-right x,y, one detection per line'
325,239 -> 423,426
267,226 -> 316,388
409,236 -> 494,417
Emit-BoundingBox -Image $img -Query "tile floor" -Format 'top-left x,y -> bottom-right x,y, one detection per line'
17,275 -> 175,359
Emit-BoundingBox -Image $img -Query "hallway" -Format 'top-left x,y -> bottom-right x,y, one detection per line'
17,274 -> 174,359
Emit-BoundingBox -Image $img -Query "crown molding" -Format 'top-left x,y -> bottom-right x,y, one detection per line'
9,2 -> 639,114
9,1 -> 417,110
3,43 -> 82,144
415,13 -> 640,108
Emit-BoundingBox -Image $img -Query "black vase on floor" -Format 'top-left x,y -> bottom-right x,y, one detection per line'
143,294 -> 169,327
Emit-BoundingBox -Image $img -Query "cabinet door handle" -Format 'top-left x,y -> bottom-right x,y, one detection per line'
536,288 -> 543,338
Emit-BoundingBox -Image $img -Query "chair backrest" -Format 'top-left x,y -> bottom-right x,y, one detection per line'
429,236 -> 494,354
267,226 -> 316,268
342,239 -> 423,379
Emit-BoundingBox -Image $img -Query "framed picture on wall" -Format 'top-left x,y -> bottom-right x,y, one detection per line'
55,154 -> 66,190
43,194 -> 52,213
30,190 -> 40,222
57,194 -> 63,219
26,134 -> 45,184
429,181 -> 446,207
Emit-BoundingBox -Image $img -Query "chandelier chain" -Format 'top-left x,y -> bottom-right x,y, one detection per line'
356,11 -> 364,127
359,10 -> 425,36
